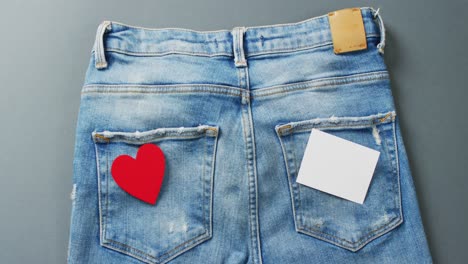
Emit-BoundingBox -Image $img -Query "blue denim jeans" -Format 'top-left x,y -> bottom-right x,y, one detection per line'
67,6 -> 433,264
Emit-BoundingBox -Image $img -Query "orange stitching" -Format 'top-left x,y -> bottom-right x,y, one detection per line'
378,112 -> 393,123
95,134 -> 110,142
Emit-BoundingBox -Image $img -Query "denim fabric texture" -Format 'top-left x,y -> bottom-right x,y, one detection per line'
67,6 -> 433,263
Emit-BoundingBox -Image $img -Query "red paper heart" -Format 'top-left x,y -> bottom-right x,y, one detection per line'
111,143 -> 165,205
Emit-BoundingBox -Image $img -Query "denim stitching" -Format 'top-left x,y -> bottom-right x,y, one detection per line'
102,199 -> 211,262
240,98 -> 260,263
299,215 -> 401,244
94,142 -> 104,245
158,233 -> 212,264
276,111 -> 395,134
275,127 -> 300,232
246,42 -> 333,58
104,232 -> 211,263
379,120 -> 400,212
98,35 -> 378,58
104,48 -> 233,58
93,135 -> 209,145
100,243 -> 154,264
105,146 -> 109,243
82,89 -> 242,98
209,129 -> 218,240
276,111 -> 403,250
289,128 -> 302,213
252,71 -> 389,98
107,21 -> 232,33
296,120 -> 403,247
201,133 -> 206,232
96,128 -> 217,263
81,71 -> 388,98
287,123 -> 390,134
393,116 -> 404,226
253,71 -> 388,94
83,83 -> 243,91
97,7 -> 378,58
245,90 -> 263,264
92,125 -> 218,143
246,35 -> 379,57
297,216 -> 403,250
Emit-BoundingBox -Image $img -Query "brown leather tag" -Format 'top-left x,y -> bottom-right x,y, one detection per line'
328,8 -> 367,54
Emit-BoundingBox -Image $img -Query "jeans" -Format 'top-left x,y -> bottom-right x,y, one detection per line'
67,6 -> 433,263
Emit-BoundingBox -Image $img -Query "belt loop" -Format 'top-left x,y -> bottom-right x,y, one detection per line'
232,26 -> 247,67
371,7 -> 386,55
94,20 -> 112,70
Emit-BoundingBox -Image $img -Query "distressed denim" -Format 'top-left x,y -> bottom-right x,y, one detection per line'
67,6 -> 433,264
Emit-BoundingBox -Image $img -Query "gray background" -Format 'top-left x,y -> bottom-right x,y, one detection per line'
0,1 -> 466,263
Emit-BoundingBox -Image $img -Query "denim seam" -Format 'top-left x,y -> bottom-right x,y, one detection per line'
209,129 -> 219,240
83,83 -> 243,91
82,84 -> 244,94
106,21 -> 232,33
103,232 -> 211,264
240,106 -> 254,260
276,111 -> 404,251
82,88 -> 242,97
236,67 -> 241,88
251,71 -> 389,98
283,122 -> 391,135
103,48 -> 233,58
254,70 -> 389,93
299,215 -> 400,244
80,71 -> 387,97
95,130 -> 217,263
246,89 -> 263,264
159,233 -> 212,264
94,142 -> 104,245
295,119 -> 403,249
246,42 -> 333,58
296,216 -> 403,251
93,130 -> 215,141
105,146 -> 109,243
246,35 -> 379,57
94,128 -> 216,136
244,100 -> 257,263
95,35 -> 378,58
102,198 -> 210,262
275,127 -> 300,233
92,126 -> 218,142
201,134 -> 206,232
276,111 -> 395,134
290,128 -> 302,213
93,135 -> 208,145
380,121 -> 400,213
244,64 -> 263,264
393,115 -> 404,226
240,87 -> 263,264
382,118 -> 402,223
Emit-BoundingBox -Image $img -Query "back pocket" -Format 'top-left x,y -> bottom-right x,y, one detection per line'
275,111 -> 402,252
92,124 -> 219,264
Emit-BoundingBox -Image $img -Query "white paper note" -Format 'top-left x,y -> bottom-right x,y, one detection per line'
296,128 -> 380,204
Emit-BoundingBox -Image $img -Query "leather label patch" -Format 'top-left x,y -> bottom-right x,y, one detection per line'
328,8 -> 367,54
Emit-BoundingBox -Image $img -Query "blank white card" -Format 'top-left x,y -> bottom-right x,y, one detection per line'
296,128 -> 380,204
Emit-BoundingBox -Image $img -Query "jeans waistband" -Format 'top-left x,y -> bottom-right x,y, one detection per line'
93,7 -> 385,70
